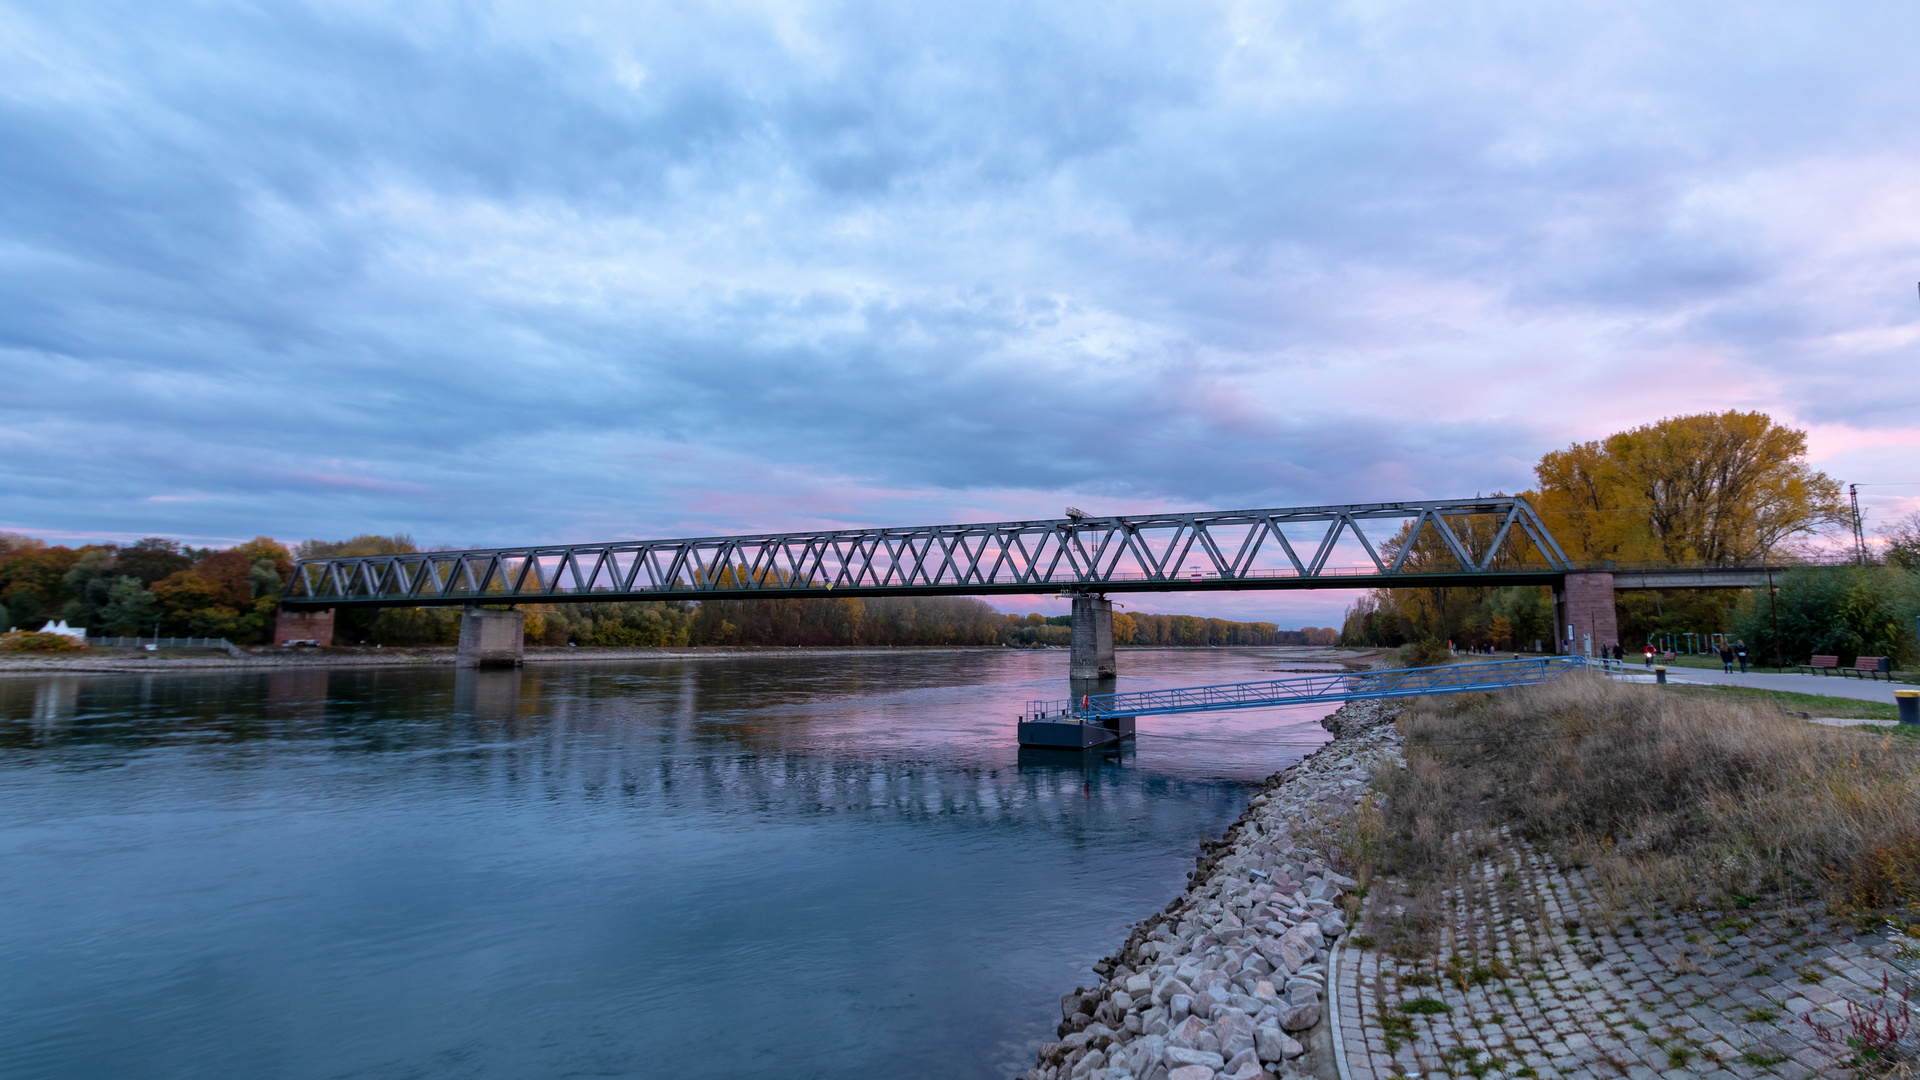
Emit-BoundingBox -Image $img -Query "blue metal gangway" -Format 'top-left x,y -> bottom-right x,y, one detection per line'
1021,655 -> 1619,728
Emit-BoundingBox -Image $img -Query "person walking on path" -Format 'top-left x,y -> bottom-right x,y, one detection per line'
1735,641 -> 1749,673
1718,644 -> 1735,673
1644,643 -> 1655,668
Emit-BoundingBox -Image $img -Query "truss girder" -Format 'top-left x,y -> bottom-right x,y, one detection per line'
283,498 -> 1572,607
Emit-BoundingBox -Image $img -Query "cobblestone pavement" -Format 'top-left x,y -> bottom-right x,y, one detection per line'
1336,829 -> 1919,1080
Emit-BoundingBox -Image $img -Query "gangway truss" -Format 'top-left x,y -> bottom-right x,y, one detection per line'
1016,656 -> 1622,747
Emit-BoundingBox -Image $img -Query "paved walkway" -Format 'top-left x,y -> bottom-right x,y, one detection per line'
1337,828 -> 1916,1080
1615,665 -> 1908,704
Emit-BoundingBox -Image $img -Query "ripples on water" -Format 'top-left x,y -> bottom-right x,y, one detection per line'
0,649 -> 1336,1080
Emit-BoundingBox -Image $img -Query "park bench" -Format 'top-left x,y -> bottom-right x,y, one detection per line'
1799,655 -> 1839,675
1844,656 -> 1891,681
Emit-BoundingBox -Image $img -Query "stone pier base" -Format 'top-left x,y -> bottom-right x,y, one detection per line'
457,607 -> 525,668
1069,595 -> 1115,680
272,607 -> 335,646
1555,572 -> 1618,657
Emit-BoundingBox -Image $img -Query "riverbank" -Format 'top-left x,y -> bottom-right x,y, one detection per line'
1339,675 -> 1920,1080
1026,697 -> 1405,1080
0,644 -> 1377,677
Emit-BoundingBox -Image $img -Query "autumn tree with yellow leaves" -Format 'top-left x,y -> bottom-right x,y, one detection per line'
1530,411 -> 1847,567
1344,411 -> 1851,653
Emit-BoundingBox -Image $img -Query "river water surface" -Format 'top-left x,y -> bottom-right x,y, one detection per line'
0,648 -> 1337,1079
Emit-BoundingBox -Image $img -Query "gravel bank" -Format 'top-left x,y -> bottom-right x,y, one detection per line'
1028,698 -> 1404,1080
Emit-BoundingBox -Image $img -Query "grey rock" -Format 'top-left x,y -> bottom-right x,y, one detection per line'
1254,939 -> 1292,970
1278,1000 -> 1321,1031
1285,920 -> 1324,953
1070,1049 -> 1106,1078
1214,1011 -> 1256,1059
1169,1014 -> 1211,1047
1162,1046 -> 1226,1071
1224,1047 -> 1261,1074
1126,973 -> 1153,996
1254,1023 -> 1290,1062
1168,994 -> 1191,1025
1319,913 -> 1347,938
1153,977 -> 1191,1005
1125,1035 -> 1167,1074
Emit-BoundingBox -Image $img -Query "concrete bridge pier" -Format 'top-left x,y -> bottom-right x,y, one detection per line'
1554,572 -> 1618,657
1069,594 -> 1116,680
272,606 -> 335,646
458,606 -> 525,668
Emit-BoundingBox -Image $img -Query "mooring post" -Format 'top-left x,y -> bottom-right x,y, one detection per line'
457,605 -> 525,668
1069,594 -> 1115,681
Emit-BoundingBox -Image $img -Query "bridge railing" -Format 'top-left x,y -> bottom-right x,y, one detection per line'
1024,656 -> 1615,720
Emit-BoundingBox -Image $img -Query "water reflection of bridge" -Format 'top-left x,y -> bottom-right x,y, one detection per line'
0,666 -> 1302,834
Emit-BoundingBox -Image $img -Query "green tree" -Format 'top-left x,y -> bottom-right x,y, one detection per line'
98,577 -> 159,635
1882,511 -> 1920,571
1730,565 -> 1920,666
115,538 -> 194,585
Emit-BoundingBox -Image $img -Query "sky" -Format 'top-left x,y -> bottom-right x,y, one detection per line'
4,1 -> 1920,626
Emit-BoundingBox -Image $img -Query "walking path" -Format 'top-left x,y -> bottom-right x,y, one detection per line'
1616,666 -> 1908,704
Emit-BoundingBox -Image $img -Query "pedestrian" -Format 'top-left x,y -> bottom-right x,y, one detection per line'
1643,643 -> 1654,668
1735,641 -> 1748,673
1719,644 -> 1734,673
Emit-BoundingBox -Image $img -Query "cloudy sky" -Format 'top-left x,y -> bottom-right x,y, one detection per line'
4,1 -> 1919,623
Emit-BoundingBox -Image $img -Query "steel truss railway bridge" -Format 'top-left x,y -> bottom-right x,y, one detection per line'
276,496 -> 1773,671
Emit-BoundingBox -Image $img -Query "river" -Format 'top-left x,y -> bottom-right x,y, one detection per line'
0,648 -> 1339,1079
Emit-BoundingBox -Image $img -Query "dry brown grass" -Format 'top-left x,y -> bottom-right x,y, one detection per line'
1376,674 -> 1920,923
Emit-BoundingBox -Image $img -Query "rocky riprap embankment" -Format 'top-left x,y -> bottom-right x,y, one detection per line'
1028,700 -> 1403,1080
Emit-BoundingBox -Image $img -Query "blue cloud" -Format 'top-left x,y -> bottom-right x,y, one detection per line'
4,0 -> 1919,573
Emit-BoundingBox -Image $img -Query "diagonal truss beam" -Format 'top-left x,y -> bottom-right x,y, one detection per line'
282,497 -> 1574,607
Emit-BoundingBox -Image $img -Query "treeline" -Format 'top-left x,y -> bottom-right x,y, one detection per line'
1339,411 -> 1920,666
997,611 -> 1335,647
355,602 -> 1329,650
0,533 -> 292,641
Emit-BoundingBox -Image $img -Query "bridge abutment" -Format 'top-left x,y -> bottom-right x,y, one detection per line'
1555,572 -> 1618,656
272,606 -> 335,646
457,606 -> 524,668
1069,595 -> 1116,680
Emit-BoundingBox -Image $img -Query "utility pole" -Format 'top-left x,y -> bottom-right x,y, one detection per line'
1850,484 -> 1869,565
1766,564 -> 1783,673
